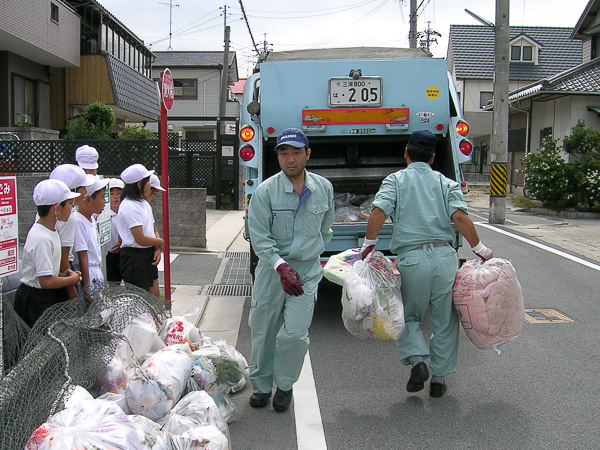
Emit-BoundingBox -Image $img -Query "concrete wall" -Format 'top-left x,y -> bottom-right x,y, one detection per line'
15,174 -> 206,250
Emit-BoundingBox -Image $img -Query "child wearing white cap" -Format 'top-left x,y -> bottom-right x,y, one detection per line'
106,178 -> 125,282
48,164 -> 95,300
143,173 -> 166,296
117,164 -> 164,293
73,176 -> 110,299
13,179 -> 82,327
75,145 -> 99,175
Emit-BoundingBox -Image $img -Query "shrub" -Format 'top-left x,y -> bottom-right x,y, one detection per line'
66,102 -> 115,140
117,125 -> 156,140
519,137 -> 579,210
520,121 -> 600,211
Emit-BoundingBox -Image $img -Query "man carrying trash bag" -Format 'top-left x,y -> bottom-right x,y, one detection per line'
360,129 -> 493,398
247,128 -> 334,411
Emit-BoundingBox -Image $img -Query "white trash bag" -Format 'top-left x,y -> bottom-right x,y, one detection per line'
24,399 -> 141,450
126,344 -> 193,421
341,251 -> 405,341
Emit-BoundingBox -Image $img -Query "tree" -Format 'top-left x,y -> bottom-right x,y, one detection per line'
66,102 -> 116,140
117,125 -> 156,140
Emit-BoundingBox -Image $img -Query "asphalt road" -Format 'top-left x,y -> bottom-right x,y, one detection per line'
225,206 -> 600,449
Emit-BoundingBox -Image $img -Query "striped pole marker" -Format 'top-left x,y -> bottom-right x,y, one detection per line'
489,163 -> 508,197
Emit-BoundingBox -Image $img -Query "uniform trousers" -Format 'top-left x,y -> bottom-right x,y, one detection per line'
248,258 -> 322,393
394,243 -> 460,376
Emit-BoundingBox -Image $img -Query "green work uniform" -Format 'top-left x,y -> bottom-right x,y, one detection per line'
248,170 -> 334,393
372,162 -> 468,376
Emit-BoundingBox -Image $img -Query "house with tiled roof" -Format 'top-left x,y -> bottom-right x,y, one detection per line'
447,25 -> 582,180
0,0 -> 160,133
150,51 -> 239,140
507,0 -> 600,170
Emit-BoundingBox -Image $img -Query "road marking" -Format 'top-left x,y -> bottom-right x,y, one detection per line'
157,253 -> 179,272
295,351 -> 327,450
524,309 -> 575,324
475,222 -> 600,272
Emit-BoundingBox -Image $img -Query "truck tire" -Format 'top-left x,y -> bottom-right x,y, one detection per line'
249,242 -> 258,283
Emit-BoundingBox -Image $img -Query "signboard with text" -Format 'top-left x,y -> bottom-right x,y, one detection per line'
162,68 -> 174,111
0,176 -> 18,276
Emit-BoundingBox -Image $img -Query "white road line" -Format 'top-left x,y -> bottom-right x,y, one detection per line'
157,253 -> 179,272
295,351 -> 328,450
475,221 -> 600,272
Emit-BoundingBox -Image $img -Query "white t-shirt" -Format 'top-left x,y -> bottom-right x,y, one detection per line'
36,212 -> 77,262
107,209 -> 119,251
72,211 -> 104,283
20,223 -> 61,289
117,198 -> 155,248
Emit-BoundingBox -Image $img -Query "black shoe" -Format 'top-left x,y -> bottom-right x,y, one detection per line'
249,391 -> 271,408
272,387 -> 293,412
406,361 -> 429,393
429,382 -> 447,398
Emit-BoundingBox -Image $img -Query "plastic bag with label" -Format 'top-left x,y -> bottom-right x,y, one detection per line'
341,251 -> 405,341
452,257 -> 525,353
158,313 -> 205,350
25,399 -> 141,450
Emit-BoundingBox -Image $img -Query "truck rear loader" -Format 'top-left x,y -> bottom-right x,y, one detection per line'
238,48 -> 473,276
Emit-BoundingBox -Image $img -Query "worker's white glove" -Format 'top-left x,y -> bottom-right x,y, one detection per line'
359,238 -> 378,260
472,241 -> 493,261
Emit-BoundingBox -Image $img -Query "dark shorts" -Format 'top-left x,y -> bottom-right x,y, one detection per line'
13,283 -> 69,328
106,251 -> 122,282
119,247 -> 156,290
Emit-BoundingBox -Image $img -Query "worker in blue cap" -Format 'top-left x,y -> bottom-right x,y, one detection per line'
247,127 -> 334,412
360,129 -> 493,398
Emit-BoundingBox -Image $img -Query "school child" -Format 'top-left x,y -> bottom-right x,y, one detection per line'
144,174 -> 166,297
117,164 -> 164,293
73,176 -> 110,298
75,145 -> 99,175
14,179 -> 82,327
48,164 -> 95,300
106,178 -> 125,282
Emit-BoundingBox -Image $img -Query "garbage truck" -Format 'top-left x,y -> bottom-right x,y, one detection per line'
238,48 -> 473,276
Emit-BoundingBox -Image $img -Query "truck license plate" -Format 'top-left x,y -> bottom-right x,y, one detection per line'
329,77 -> 382,107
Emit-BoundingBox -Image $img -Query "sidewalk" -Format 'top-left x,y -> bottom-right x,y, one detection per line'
168,209 -> 248,345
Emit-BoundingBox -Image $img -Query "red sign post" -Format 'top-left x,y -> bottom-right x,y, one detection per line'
160,69 -> 173,309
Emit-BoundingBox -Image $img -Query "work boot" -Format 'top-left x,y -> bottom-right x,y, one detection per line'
272,387 -> 293,412
249,391 -> 271,408
406,361 -> 429,393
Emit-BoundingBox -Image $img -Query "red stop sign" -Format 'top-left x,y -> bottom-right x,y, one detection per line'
161,68 -> 174,111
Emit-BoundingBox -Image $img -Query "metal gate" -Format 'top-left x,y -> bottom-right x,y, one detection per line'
168,140 -> 217,194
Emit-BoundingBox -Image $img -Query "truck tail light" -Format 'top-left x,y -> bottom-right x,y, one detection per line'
240,126 -> 255,142
456,120 -> 469,136
459,139 -> 473,156
240,145 -> 255,161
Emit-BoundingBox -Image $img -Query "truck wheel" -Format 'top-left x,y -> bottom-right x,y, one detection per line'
249,243 -> 258,283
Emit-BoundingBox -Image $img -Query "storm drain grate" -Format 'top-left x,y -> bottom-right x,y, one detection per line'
206,284 -> 253,296
225,252 -> 250,259
221,257 -> 253,285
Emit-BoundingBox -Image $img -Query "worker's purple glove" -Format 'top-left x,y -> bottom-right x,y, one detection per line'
472,241 -> 493,261
276,263 -> 304,296
359,238 -> 378,260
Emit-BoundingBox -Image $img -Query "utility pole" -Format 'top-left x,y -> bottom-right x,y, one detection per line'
409,0 -> 417,48
489,0 -> 510,224
418,22 -> 441,57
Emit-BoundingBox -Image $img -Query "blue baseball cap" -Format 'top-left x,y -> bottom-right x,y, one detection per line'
274,128 -> 309,150
408,130 -> 436,152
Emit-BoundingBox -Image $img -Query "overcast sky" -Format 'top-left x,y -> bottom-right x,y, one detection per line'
100,0 -> 590,76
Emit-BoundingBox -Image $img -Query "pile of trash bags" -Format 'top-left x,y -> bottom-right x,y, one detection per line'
453,258 -> 525,353
24,313 -> 248,450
